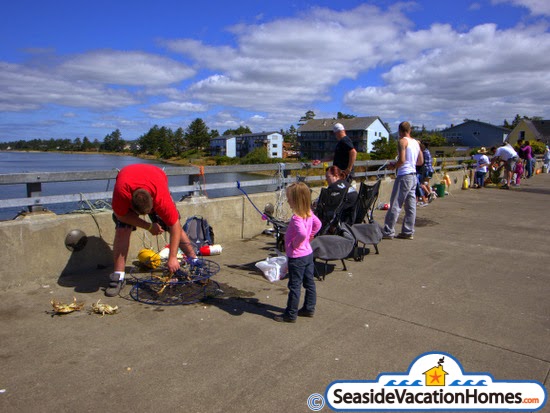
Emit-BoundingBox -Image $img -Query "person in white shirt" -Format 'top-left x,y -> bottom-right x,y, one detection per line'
382,121 -> 424,240
543,146 -> 550,173
472,147 -> 490,188
491,143 -> 519,189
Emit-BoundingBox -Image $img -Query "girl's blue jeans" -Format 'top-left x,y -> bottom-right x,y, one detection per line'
284,253 -> 316,319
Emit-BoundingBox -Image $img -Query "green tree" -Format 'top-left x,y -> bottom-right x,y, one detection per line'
410,126 -> 446,146
284,125 -> 298,143
370,137 -> 398,160
157,126 -> 175,158
241,147 -> 273,164
223,126 -> 252,136
186,118 -> 210,151
337,112 -> 356,119
101,129 -> 125,152
137,125 -> 163,155
73,137 -> 82,151
299,110 -> 315,125
82,136 -> 94,151
172,127 -> 186,156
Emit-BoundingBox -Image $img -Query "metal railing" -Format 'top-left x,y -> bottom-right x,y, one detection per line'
0,157 -> 472,212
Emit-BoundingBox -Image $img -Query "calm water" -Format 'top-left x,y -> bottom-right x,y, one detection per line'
0,152 -> 275,220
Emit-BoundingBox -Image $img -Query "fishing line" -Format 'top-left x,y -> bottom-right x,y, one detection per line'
236,181 -> 266,218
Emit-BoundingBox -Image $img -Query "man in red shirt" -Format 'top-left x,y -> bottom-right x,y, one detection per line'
107,164 -> 198,296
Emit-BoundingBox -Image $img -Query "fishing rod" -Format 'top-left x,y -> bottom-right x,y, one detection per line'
236,181 -> 268,219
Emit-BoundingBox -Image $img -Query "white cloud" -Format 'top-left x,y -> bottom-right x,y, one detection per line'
163,2 -> 550,130
0,62 -> 138,111
2,2 -> 550,140
58,50 -> 195,86
492,0 -> 550,16
143,101 -> 208,118
344,22 -> 550,127
165,4 -> 410,116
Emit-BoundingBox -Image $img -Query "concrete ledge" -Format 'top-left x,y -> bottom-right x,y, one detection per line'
0,171 -> 465,289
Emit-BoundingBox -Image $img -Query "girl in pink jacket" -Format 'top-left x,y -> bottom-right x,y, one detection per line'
274,182 -> 321,323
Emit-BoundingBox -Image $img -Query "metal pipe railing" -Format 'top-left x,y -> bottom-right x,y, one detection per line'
0,157 -> 472,211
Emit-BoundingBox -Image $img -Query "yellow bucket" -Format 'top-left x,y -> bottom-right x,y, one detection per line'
137,248 -> 162,269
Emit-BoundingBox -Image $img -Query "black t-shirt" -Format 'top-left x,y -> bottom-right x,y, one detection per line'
333,136 -> 354,171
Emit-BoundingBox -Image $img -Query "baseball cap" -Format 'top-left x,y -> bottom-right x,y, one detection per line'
333,123 -> 345,132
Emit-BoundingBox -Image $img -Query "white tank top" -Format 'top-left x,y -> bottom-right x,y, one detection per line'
397,137 -> 421,176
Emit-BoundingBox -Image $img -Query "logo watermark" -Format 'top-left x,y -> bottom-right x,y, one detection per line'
315,352 -> 546,411
307,393 -> 325,411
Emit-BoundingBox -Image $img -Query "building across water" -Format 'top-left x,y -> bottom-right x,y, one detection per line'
210,132 -> 283,158
297,116 -> 389,160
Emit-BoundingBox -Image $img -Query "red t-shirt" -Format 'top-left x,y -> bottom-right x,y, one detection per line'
112,164 -> 179,226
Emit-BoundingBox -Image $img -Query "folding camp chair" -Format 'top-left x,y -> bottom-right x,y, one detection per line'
315,184 -> 350,235
351,179 -> 381,224
350,180 -> 382,256
310,233 -> 355,280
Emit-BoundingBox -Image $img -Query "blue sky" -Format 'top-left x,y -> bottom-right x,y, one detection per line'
1,0 -> 549,142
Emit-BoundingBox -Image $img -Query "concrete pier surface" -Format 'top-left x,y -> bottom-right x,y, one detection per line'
1,175 -> 549,413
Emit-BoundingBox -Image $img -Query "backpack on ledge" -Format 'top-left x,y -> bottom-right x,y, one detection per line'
183,216 -> 215,253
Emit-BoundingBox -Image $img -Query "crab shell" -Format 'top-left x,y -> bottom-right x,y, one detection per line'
91,300 -> 118,315
51,297 -> 84,313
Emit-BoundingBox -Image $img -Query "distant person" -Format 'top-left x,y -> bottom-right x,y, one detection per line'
472,147 -> 490,188
490,143 -> 519,190
382,121 -> 424,240
332,123 -> 357,182
521,140 -> 535,178
421,141 -> 435,201
544,146 -> 550,173
275,182 -> 321,323
514,158 -> 524,186
415,166 -> 429,207
108,164 -> 199,297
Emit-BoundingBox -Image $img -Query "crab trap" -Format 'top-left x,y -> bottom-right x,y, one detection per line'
129,258 -> 222,306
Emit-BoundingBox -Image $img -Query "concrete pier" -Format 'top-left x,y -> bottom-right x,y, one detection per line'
0,171 -> 548,412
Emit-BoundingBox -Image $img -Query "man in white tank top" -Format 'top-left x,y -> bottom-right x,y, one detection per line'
382,121 -> 424,239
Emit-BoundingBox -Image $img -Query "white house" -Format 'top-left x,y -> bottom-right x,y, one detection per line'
297,116 -> 389,160
210,132 -> 283,158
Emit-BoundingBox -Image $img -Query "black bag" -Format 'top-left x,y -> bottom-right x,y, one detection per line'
183,216 -> 214,253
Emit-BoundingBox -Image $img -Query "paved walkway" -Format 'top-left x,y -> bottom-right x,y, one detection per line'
1,175 -> 549,413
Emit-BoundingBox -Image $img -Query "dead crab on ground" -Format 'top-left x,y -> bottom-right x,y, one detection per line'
91,299 -> 119,317
51,297 -> 85,314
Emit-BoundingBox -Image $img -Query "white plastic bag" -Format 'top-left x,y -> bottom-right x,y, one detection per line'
255,256 -> 288,282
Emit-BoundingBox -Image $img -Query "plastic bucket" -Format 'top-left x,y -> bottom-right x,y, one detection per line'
434,184 -> 445,198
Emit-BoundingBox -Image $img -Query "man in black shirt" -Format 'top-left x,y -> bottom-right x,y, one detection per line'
332,123 -> 357,181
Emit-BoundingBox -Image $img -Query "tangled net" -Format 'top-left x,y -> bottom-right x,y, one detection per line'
129,258 -> 222,306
